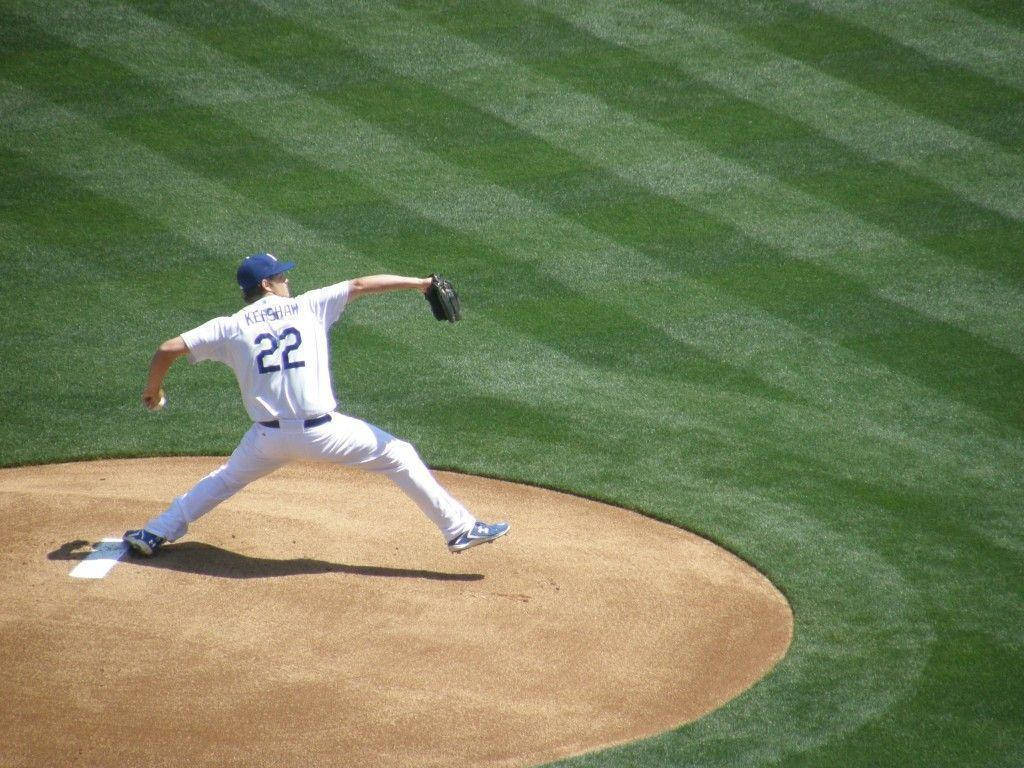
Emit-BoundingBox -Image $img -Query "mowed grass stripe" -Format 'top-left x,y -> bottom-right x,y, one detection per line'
507,0 -> 1024,285
0,214 -> 231,463
5,0 -> 294,106
17,0 -> 1024,451
508,0 -> 1024,288
0,81 -> 353,264
798,0 -> 1024,90
422,0 -> 1024,219
660,0 -> 1024,154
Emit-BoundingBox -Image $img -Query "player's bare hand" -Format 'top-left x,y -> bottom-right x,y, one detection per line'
142,387 -> 166,411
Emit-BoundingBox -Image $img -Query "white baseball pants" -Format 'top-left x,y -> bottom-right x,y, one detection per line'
143,414 -> 476,545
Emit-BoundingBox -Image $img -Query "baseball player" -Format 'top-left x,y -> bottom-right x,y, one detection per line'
123,253 -> 508,556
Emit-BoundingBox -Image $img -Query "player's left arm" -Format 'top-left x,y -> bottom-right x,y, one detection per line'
142,336 -> 189,409
348,275 -> 430,301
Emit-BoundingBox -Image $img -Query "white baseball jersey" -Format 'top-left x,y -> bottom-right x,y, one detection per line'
181,281 -> 351,422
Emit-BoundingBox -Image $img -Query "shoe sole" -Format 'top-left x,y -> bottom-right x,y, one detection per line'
448,527 -> 509,553
123,537 -> 156,556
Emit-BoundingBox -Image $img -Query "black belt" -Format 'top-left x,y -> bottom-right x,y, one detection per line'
260,414 -> 332,429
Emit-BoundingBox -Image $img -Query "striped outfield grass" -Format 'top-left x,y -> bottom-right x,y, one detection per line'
524,0 -> 1024,218
792,0 -> 1024,90
0,1 -> 1021,767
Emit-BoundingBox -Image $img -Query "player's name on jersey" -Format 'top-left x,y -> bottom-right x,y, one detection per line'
243,301 -> 301,326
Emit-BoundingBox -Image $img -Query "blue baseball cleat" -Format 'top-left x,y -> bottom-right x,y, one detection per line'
447,521 -> 510,553
123,529 -> 166,556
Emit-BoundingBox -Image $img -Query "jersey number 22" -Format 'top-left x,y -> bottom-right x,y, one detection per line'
254,327 -> 305,374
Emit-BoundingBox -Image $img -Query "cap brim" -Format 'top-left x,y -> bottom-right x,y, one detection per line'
265,261 -> 295,279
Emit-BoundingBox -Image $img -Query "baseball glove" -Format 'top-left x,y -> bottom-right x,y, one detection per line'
425,274 -> 461,322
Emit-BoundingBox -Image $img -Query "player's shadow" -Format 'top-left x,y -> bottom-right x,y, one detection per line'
48,540 -> 484,582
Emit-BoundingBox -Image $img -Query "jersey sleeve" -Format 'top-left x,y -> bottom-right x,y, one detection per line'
301,281 -> 351,327
180,316 -> 235,364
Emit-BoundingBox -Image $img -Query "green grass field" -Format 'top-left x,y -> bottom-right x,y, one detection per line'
1,1 -> 1022,765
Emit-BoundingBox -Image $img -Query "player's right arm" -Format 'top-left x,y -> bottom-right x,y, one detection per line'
142,336 -> 189,410
348,275 -> 431,300
303,276 -> 433,328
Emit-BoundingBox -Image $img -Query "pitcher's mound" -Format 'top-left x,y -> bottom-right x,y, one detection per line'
0,458 -> 792,768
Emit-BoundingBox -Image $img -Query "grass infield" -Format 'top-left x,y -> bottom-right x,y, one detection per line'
1,1 -> 1021,766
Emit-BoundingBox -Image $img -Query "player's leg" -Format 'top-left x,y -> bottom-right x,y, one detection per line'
304,414 -> 478,544
131,425 -> 288,547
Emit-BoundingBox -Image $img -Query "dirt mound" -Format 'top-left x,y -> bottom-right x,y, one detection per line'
0,458 -> 792,767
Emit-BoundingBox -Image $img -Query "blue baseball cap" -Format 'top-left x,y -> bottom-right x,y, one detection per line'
236,252 -> 295,290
